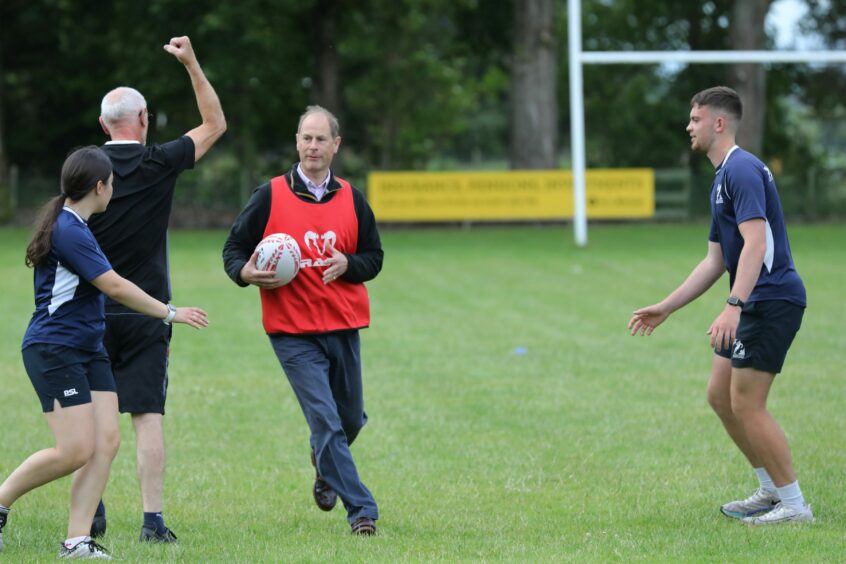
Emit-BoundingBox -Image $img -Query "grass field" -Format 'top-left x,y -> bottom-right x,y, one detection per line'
0,223 -> 844,562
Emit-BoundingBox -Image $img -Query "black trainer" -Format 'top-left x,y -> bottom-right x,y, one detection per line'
311,449 -> 338,511
139,525 -> 178,543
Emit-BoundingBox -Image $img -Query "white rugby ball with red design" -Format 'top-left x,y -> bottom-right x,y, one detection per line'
255,233 -> 301,285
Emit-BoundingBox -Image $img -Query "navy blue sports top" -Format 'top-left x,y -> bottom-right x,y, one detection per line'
22,208 -> 113,352
708,146 -> 806,307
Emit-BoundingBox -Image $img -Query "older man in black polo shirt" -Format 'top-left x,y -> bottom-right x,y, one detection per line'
88,35 -> 226,543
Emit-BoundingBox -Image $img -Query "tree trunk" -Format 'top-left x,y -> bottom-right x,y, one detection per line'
312,0 -> 340,113
730,0 -> 773,155
312,0 -> 343,174
510,0 -> 557,169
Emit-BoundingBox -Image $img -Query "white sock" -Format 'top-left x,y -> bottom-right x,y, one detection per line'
0,504 -> 10,513
63,535 -> 90,548
775,480 -> 806,510
754,467 -> 776,493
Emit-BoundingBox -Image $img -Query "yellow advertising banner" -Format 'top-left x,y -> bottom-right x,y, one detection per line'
367,169 -> 654,221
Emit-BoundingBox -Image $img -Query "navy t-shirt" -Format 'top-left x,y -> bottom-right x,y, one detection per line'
88,137 -> 195,310
708,146 -> 806,306
22,208 -> 113,352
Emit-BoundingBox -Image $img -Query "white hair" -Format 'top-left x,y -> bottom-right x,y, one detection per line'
100,87 -> 147,127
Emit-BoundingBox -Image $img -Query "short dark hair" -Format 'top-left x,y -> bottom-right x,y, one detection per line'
690,86 -> 742,122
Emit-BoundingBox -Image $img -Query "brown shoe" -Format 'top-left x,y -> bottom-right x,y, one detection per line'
311,450 -> 338,511
350,517 -> 376,536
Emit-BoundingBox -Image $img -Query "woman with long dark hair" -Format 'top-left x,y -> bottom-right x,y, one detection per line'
0,146 -> 208,559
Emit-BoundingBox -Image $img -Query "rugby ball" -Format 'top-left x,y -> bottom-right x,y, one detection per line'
255,233 -> 301,285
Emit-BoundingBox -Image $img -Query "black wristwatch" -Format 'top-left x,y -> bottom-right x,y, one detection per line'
726,296 -> 745,308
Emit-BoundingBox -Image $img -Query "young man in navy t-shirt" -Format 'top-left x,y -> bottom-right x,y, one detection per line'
628,86 -> 812,525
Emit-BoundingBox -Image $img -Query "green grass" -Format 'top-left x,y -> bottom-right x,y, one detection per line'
1,223 -> 844,562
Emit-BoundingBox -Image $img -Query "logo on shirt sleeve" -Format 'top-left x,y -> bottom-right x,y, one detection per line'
763,165 -> 774,183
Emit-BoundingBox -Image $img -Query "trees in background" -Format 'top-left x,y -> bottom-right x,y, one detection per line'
0,43 -> 7,222
2,0 -> 845,219
798,0 -> 846,163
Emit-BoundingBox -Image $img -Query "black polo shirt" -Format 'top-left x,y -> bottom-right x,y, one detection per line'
88,137 -> 195,310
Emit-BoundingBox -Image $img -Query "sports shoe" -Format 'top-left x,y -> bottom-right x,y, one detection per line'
90,514 -> 106,539
139,525 -> 178,543
720,488 -> 779,519
311,449 -> 338,511
58,538 -> 111,559
743,502 -> 815,525
0,508 -> 8,551
350,517 -> 377,536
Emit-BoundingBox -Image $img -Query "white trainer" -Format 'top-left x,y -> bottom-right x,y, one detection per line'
720,488 -> 780,519
742,502 -> 815,525
58,538 -> 111,559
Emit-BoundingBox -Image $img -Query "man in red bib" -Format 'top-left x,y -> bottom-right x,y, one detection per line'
223,106 -> 383,536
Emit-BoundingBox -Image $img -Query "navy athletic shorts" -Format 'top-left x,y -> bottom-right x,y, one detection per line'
103,312 -> 172,414
22,343 -> 116,413
715,299 -> 804,374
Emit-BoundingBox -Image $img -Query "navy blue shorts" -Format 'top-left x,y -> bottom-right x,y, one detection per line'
22,343 -> 116,413
103,312 -> 172,415
715,300 -> 804,374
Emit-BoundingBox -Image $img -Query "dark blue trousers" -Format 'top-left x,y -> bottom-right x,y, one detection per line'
269,331 -> 378,523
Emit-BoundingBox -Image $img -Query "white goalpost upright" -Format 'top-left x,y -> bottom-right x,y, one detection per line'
567,0 -> 846,247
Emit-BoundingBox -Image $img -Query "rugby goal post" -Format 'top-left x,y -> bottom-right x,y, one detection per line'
568,0 -> 846,246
